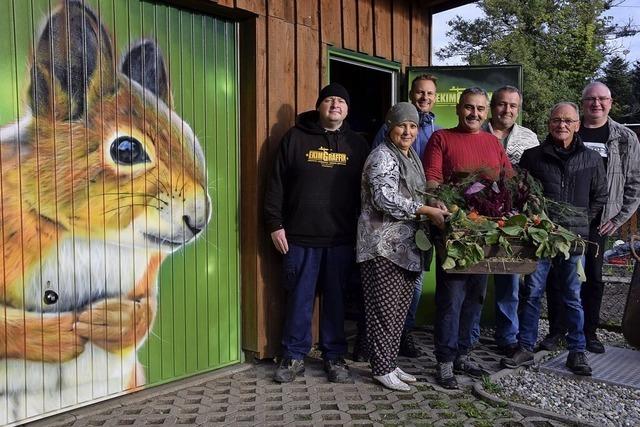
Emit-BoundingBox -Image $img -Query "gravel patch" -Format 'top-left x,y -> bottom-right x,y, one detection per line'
480,319 -> 634,349
494,369 -> 640,426
598,328 -> 635,349
480,319 -> 639,427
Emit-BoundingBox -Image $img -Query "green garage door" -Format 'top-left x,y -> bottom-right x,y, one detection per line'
0,0 -> 239,424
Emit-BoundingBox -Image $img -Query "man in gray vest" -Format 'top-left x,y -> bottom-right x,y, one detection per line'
481,86 -> 538,357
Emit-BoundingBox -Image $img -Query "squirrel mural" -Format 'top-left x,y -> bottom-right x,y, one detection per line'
0,1 -> 210,422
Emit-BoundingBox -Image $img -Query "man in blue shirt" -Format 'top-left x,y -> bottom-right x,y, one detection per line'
370,74 -> 439,357
373,74 -> 439,159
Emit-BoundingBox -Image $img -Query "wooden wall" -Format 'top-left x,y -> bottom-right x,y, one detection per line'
215,0 -> 446,358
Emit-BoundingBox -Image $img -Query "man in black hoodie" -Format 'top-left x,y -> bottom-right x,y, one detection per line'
264,83 -> 369,384
504,102 -> 607,376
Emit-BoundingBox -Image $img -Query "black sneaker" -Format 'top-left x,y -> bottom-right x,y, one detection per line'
399,331 -> 420,358
566,351 -> 592,376
496,343 -> 519,358
324,358 -> 354,383
453,354 -> 489,378
538,333 -> 564,351
435,361 -> 458,389
273,358 -> 305,383
586,335 -> 605,354
500,348 -> 534,369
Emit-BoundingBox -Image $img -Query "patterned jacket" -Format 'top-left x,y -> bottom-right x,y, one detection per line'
356,144 -> 425,272
482,121 -> 539,165
599,118 -> 640,227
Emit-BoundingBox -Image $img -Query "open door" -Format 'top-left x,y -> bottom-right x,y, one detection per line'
329,49 -> 400,145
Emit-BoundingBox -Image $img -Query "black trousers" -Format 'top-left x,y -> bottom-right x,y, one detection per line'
546,223 -> 605,337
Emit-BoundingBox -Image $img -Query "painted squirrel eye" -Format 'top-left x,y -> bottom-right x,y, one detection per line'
110,136 -> 150,165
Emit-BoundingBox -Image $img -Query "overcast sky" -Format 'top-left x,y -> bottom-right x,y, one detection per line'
432,0 -> 640,66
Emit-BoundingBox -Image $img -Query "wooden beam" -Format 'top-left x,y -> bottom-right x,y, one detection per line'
239,16 -> 267,354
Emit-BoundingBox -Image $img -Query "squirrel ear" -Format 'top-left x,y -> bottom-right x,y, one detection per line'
121,40 -> 172,106
29,0 -> 116,121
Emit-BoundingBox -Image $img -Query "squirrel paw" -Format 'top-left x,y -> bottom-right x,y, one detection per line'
5,312 -> 87,362
75,298 -> 152,353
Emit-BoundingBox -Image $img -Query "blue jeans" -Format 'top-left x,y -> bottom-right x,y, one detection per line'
519,256 -> 586,352
403,273 -> 423,331
434,266 -> 488,363
494,274 -> 520,347
280,244 -> 353,360
469,274 -> 519,347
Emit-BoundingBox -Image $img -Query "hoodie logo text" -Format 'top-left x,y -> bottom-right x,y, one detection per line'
306,146 -> 348,167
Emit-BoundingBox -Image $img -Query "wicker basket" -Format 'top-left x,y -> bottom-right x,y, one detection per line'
446,240 -> 539,275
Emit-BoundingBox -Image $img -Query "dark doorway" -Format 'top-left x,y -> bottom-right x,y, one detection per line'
329,57 -> 397,145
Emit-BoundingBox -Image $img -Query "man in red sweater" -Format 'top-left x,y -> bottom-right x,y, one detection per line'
422,87 -> 512,389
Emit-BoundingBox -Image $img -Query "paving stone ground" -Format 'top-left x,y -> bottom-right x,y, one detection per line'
26,329 -> 566,427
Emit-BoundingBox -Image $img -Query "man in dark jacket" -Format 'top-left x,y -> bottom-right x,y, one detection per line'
504,102 -> 607,375
264,83 -> 369,384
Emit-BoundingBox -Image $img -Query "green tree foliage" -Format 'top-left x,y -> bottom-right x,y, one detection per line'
631,60 -> 640,97
602,55 -> 636,121
437,0 -> 636,137
629,60 -> 640,122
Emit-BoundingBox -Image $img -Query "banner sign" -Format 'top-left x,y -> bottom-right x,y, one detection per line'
406,65 -> 523,129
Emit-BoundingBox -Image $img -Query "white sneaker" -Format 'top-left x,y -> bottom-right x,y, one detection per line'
394,367 -> 417,382
373,372 -> 411,391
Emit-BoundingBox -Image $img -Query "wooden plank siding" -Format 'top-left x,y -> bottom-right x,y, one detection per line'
342,0 -> 358,50
410,0 -> 430,65
204,0 -> 447,358
320,0 -> 343,47
267,0 -> 294,22
357,0 -> 374,54
296,0 -> 318,29
374,0 -> 392,59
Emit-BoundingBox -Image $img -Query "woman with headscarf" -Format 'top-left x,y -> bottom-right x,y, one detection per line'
357,102 -> 448,391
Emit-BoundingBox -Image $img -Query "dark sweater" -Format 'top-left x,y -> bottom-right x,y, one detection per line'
519,135 -> 607,239
264,110 -> 369,247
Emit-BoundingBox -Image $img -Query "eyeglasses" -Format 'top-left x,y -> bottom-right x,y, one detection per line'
582,96 -> 611,103
550,118 -> 579,126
